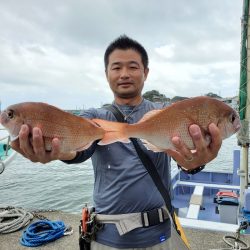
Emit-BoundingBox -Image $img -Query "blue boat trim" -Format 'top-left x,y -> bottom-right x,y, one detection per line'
171,149 -> 250,233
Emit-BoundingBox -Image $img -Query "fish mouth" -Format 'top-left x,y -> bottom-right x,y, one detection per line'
234,116 -> 241,133
235,124 -> 241,133
0,111 -> 7,125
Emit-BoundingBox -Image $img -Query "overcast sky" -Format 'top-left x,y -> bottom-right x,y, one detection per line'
0,0 -> 243,110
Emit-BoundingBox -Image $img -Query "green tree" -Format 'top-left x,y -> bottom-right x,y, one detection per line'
205,92 -> 222,99
171,96 -> 188,102
143,90 -> 170,103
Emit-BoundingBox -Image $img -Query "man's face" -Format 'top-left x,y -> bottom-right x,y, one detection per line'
106,49 -> 149,99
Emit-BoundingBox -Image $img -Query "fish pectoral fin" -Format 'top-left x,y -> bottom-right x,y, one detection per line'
141,139 -> 165,152
98,132 -> 130,146
138,109 -> 162,123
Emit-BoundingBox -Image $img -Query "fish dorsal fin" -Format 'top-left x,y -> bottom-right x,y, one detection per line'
139,109 -> 162,123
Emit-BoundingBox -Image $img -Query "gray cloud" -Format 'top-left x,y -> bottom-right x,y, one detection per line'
0,0 -> 243,109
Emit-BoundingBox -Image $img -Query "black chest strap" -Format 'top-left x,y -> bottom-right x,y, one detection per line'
104,105 -> 173,214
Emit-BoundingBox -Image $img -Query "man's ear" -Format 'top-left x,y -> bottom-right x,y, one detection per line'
105,69 -> 108,79
144,68 -> 149,81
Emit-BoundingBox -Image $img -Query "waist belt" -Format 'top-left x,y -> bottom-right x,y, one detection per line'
94,206 -> 169,235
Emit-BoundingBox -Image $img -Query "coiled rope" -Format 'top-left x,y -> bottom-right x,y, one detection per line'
0,162 -> 5,174
210,221 -> 250,250
0,206 -> 33,234
20,220 -> 73,247
221,234 -> 250,250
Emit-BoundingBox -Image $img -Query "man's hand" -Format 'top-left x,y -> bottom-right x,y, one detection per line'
10,125 -> 76,164
165,123 -> 222,170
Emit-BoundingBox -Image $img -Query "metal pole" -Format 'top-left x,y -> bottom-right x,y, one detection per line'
5,136 -> 10,156
246,0 -> 250,188
240,0 -> 250,207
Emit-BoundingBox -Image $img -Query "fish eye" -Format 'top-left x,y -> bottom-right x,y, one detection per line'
230,113 -> 236,123
7,110 -> 14,119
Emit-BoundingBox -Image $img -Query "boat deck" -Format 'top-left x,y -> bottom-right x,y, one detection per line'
0,211 -> 249,250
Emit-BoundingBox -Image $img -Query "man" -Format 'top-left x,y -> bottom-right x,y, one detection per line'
11,35 -> 222,249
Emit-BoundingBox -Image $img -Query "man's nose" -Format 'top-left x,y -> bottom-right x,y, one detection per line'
120,68 -> 130,78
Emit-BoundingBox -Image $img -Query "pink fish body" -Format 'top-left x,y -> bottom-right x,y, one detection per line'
0,102 -> 105,152
93,96 -> 241,151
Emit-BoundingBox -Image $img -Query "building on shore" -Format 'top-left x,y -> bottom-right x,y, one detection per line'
222,96 -> 238,110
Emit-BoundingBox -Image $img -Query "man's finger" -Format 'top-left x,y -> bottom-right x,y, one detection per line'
19,125 -> 34,156
10,139 -> 23,155
171,136 -> 193,162
189,124 -> 202,141
33,128 -> 46,157
208,123 -> 222,155
50,138 -> 61,159
165,149 -> 181,162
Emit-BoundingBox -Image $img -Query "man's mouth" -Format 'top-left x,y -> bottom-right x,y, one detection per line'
118,82 -> 133,87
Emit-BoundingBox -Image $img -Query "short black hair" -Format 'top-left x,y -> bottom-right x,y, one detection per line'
104,35 -> 149,70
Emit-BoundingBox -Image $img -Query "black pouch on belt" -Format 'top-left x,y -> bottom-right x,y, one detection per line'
79,206 -> 102,250
79,235 -> 91,250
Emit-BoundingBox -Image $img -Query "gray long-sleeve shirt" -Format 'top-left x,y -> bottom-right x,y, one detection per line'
64,99 -> 171,248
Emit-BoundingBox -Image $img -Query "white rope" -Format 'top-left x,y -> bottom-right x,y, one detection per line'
210,234 -> 250,250
0,162 -> 5,174
0,206 -> 34,234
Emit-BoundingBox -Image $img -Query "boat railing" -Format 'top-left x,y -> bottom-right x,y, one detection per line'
0,135 -> 11,158
0,128 -> 11,159
0,128 -> 16,174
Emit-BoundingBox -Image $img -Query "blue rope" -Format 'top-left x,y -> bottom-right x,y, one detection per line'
20,220 -> 66,247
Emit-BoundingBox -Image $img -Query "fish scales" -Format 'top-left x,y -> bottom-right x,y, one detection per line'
0,102 -> 105,152
128,97 -> 240,150
1,97 -> 241,154
93,96 -> 241,152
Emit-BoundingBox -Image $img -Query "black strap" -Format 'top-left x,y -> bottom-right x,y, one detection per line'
104,105 -> 173,214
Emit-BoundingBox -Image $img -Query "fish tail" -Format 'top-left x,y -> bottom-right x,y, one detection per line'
92,119 -> 130,145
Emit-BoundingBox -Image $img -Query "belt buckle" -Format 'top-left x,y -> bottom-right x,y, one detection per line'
141,208 -> 164,227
